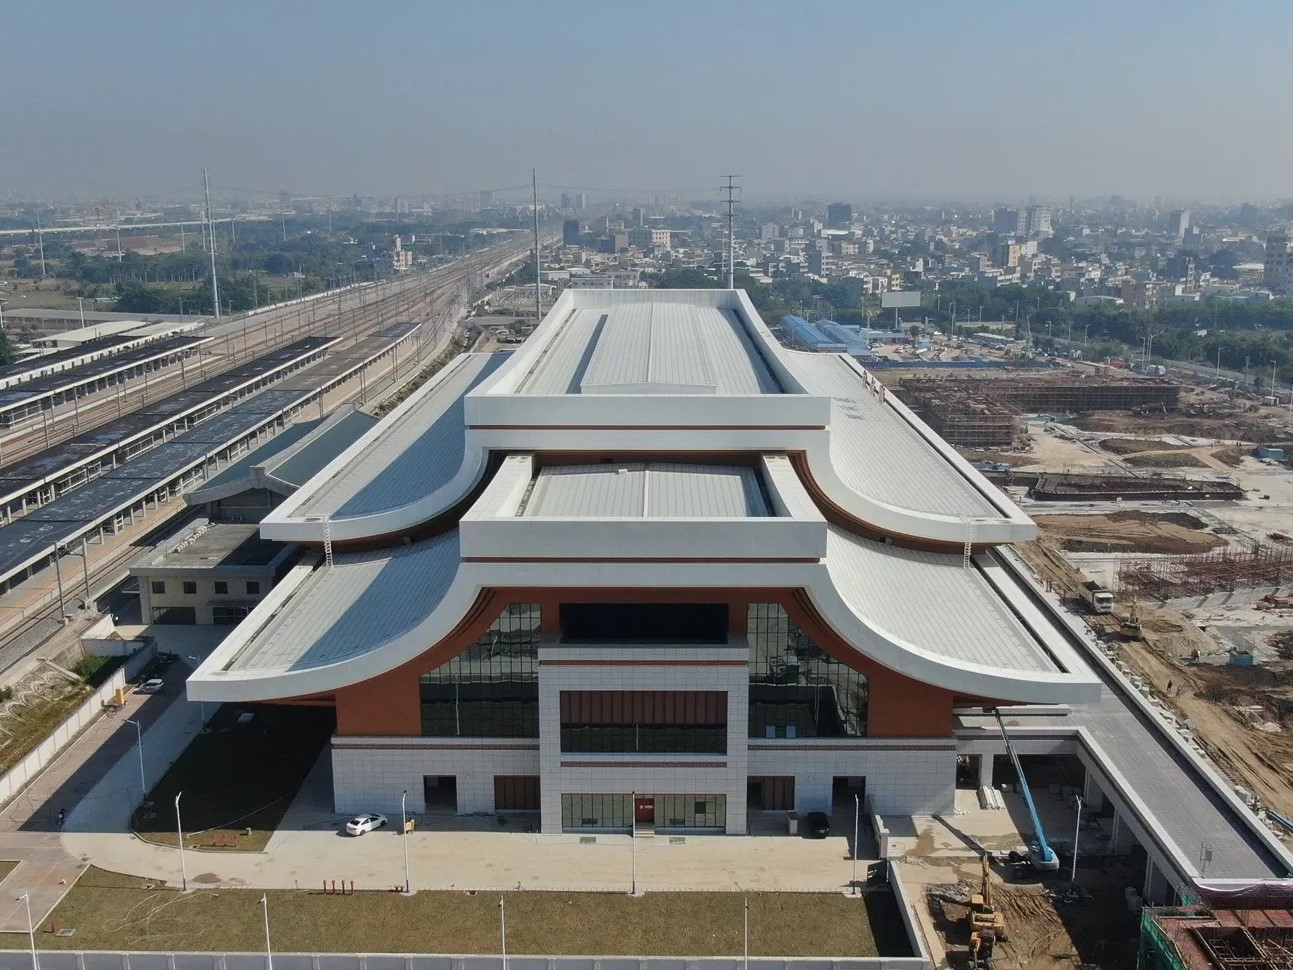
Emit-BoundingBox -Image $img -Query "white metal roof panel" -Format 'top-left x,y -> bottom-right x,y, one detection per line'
292,353 -> 505,520
227,531 -> 460,673
523,462 -> 768,518
519,302 -> 780,396
826,525 -> 1055,674
790,352 -> 999,519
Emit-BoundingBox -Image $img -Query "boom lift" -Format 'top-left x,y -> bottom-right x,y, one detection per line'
992,709 -> 1061,871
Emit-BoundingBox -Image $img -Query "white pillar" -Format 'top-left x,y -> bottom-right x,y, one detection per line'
977,753 -> 995,790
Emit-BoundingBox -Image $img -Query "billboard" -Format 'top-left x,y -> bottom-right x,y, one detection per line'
881,291 -> 921,309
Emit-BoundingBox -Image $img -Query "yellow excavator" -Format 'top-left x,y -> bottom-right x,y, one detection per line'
969,853 -> 1008,941
1121,597 -> 1143,640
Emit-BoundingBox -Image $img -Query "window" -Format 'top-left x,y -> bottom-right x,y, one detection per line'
560,690 -> 727,753
561,793 -> 632,830
150,581 -> 165,595
214,581 -> 228,595
151,606 -> 196,625
420,603 -> 541,737
559,603 -> 727,643
246,581 -> 261,595
656,794 -> 725,829
182,581 -> 197,595
212,604 -> 253,625
747,603 -> 868,738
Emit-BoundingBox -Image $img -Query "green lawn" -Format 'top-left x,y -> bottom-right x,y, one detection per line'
130,704 -> 333,852
43,868 -> 911,956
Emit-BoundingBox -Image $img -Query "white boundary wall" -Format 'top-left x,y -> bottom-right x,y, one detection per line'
0,646 -> 153,807
0,951 -> 927,970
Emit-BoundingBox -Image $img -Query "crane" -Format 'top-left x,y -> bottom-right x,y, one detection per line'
992,709 -> 1060,871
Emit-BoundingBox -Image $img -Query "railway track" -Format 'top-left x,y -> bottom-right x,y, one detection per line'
0,241 -> 534,670
0,241 -> 530,467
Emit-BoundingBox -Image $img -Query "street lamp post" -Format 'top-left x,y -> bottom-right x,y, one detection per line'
852,793 -> 860,894
401,789 -> 411,894
52,545 -> 65,619
175,791 -> 188,892
1070,795 -> 1083,884
499,896 -> 508,970
260,894 -> 273,970
630,791 -> 637,896
18,892 -> 36,970
743,897 -> 749,970
125,718 -> 145,794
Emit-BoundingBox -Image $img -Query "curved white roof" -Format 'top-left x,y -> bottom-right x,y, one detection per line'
191,454 -> 1098,705
261,289 -> 1032,546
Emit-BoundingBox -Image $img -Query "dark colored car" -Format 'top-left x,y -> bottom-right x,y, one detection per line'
804,811 -> 831,838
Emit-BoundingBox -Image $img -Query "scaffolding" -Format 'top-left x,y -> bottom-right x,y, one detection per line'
1118,544 -> 1293,601
1142,908 -> 1293,970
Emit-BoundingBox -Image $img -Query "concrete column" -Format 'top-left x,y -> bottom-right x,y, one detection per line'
1143,856 -> 1172,905
1110,810 -> 1137,855
978,753 -> 995,790
537,649 -> 563,835
723,648 -> 750,835
1082,770 -> 1106,814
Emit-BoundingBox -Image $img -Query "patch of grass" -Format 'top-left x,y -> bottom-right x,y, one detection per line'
0,666 -> 113,776
45,869 -> 906,956
130,705 -> 333,852
73,654 -> 123,687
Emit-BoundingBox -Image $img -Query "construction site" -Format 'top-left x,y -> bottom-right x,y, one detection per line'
898,374 -> 1183,447
846,337 -> 1293,968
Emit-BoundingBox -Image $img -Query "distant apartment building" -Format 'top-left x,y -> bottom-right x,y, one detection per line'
996,206 -> 1050,237
759,223 -> 780,241
1265,231 -> 1293,295
1169,208 -> 1191,240
560,192 -> 589,211
993,207 -> 1024,235
826,203 -> 853,228
628,227 -> 671,251
391,236 -> 412,272
1025,205 -> 1052,237
563,219 -> 582,247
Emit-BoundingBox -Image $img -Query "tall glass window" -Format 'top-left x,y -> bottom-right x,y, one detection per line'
420,603 -> 540,737
746,603 -> 868,738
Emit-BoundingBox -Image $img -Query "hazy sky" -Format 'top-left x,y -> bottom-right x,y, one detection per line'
3,0 -> 1291,202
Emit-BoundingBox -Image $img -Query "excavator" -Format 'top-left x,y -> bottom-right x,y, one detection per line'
968,854 -> 1005,967
1121,597 -> 1143,640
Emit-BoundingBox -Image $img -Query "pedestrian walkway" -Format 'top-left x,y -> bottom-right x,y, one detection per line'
0,666 -> 191,932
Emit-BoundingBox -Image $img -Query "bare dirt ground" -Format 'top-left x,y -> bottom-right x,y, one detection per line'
1122,451 -> 1209,469
1072,409 -> 1292,444
1033,510 -> 1226,556
921,857 -> 1140,970
1116,621 -> 1293,820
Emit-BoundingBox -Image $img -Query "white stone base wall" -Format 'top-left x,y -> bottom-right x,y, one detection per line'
748,741 -> 958,817
331,739 -> 540,815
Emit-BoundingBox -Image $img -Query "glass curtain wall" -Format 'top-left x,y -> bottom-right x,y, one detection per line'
746,603 -> 868,738
420,603 -> 541,737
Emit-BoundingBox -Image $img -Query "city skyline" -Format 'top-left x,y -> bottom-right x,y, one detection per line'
3,1 -> 1291,201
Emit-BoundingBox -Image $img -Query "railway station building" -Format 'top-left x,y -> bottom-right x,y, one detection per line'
189,288 -> 1101,835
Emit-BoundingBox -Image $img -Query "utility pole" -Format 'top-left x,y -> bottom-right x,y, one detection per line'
721,175 -> 740,288
204,169 -> 221,320
532,169 -> 542,325
35,211 -> 47,276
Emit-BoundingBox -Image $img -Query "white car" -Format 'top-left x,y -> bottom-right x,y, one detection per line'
345,813 -> 388,836
137,679 -> 164,694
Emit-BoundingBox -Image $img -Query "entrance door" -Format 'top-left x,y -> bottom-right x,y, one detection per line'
634,796 -> 655,825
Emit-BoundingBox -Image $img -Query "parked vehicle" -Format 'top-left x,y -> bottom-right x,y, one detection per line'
136,679 -> 164,694
803,811 -> 831,838
345,813 -> 388,836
